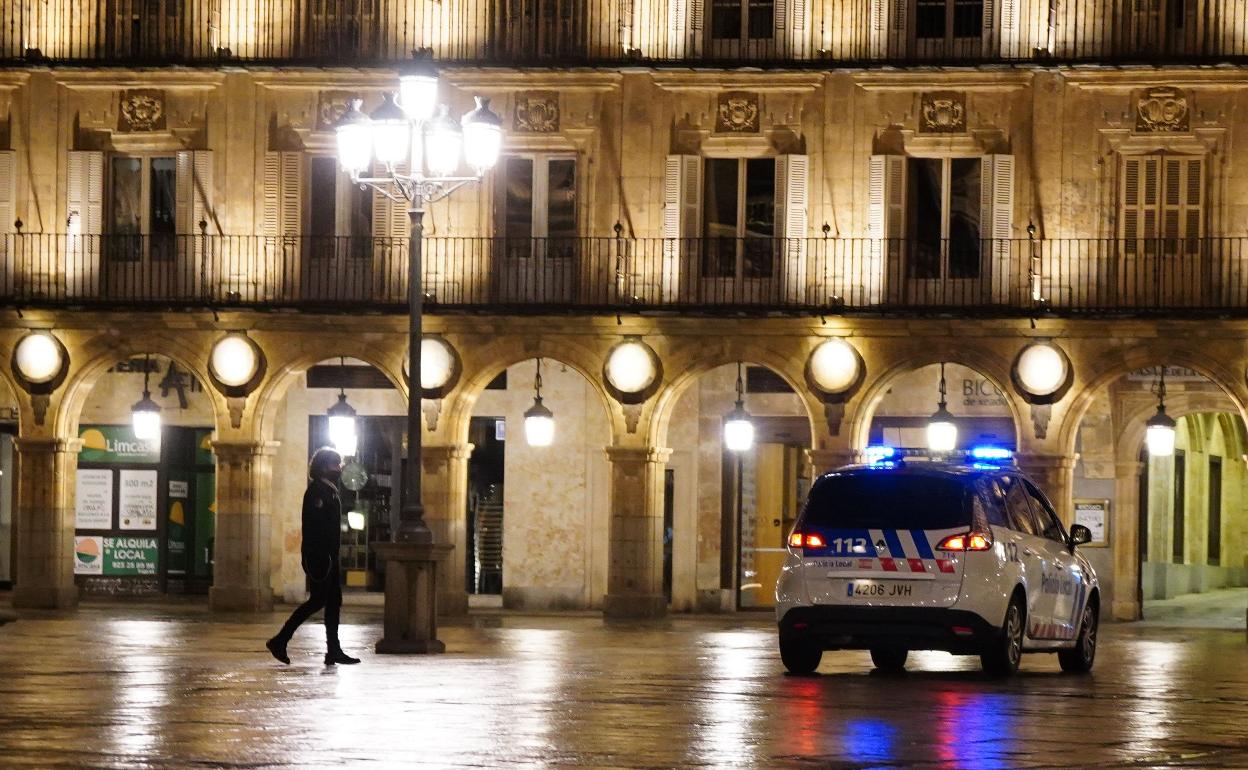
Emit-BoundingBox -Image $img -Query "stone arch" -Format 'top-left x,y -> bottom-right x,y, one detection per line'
1114,391 -> 1243,465
650,340 -> 822,452
846,346 -> 1023,453
54,332 -> 226,439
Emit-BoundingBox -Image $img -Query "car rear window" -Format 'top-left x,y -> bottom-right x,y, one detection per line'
801,473 -> 972,530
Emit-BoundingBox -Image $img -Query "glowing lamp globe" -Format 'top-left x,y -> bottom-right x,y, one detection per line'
327,393 -> 358,457
335,99 -> 374,176
425,106 -> 463,178
524,398 -> 555,447
462,97 -> 503,175
605,341 -> 658,395
131,396 -> 161,441
14,331 -> 64,384
1145,408 -> 1177,457
209,335 -> 259,388
723,404 -> 755,453
1016,343 -> 1068,397
420,337 -> 455,391
398,62 -> 439,123
369,93 -> 411,167
926,406 -> 958,453
809,338 -> 861,394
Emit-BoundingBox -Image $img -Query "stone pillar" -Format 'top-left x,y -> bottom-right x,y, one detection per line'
422,443 -> 473,617
603,446 -> 672,619
12,437 -> 80,609
1112,460 -> 1145,621
209,440 -> 277,612
1016,453 -> 1077,523
374,542 -> 453,654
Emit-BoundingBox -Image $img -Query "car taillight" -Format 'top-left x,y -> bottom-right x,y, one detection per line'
788,532 -> 825,549
936,532 -> 993,551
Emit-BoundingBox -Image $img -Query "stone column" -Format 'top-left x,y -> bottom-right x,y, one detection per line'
1112,460 -> 1145,621
422,443 -> 473,617
603,446 -> 672,619
12,437 -> 81,609
1016,453 -> 1077,523
209,440 -> 277,612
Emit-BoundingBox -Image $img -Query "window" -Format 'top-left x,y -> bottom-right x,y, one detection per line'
1207,456 -> 1221,565
108,154 -> 176,261
307,156 -> 372,260
907,157 -> 982,279
1120,154 -> 1204,254
702,157 -> 776,279
915,0 -> 984,42
976,478 -> 1010,527
711,0 -> 775,43
1172,449 -> 1186,563
802,473 -> 971,530
1023,480 -> 1067,544
498,0 -> 583,58
1001,476 -> 1038,536
496,155 -> 578,259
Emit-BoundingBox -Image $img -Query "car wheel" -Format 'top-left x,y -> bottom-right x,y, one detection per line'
1058,602 -> 1098,674
869,647 -> 908,672
779,637 -> 822,675
981,596 -> 1025,677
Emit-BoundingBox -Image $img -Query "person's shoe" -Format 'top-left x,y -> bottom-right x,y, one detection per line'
265,637 -> 290,665
324,649 -> 361,665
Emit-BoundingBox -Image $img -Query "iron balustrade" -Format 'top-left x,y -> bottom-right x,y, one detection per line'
2,233 -> 1248,315
2,0 -> 1247,66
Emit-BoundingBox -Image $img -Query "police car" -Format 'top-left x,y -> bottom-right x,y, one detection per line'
775,447 -> 1099,676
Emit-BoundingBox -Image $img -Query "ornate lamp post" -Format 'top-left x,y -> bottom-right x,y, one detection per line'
335,61 -> 502,653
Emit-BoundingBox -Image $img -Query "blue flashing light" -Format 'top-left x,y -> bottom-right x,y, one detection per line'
969,446 -> 1013,462
864,445 -> 896,465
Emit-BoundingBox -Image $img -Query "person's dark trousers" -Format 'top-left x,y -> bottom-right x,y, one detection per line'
274,563 -> 343,652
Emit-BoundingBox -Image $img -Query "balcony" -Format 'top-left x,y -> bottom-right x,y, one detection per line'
3,234 -> 1247,317
1,0 -> 1246,66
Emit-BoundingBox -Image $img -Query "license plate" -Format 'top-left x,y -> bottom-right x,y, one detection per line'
846,581 -> 915,598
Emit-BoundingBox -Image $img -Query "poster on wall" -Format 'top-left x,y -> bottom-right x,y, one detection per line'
1074,499 -> 1109,546
74,536 -> 105,575
74,469 -> 114,529
118,470 -> 159,531
78,425 -> 161,464
103,537 -> 159,575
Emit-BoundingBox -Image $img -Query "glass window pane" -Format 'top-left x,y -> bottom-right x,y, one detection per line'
110,157 -> 142,236
711,0 -> 740,40
747,0 -> 774,39
907,157 -> 943,279
953,0 -> 983,38
149,157 -> 177,261
702,158 -> 739,278
347,181 -> 373,259
743,158 -> 775,278
948,157 -> 982,278
502,157 -> 534,258
309,157 -> 337,239
547,158 -> 577,259
802,472 -> 972,530
916,0 -> 946,39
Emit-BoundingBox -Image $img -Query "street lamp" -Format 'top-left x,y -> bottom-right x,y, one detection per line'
524,358 -> 555,447
1146,367 -> 1177,457
927,362 -> 957,453
723,362 -> 755,453
335,60 -> 502,543
131,353 -> 161,441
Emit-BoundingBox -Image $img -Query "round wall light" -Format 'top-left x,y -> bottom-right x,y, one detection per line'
806,338 -> 864,397
402,335 -> 462,399
13,331 -> 66,385
207,333 -> 266,396
603,338 -> 662,404
1012,341 -> 1073,403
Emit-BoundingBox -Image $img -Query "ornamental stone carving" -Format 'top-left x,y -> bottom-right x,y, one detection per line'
1135,87 -> 1189,133
513,91 -> 560,133
715,91 -> 760,134
118,90 -> 166,132
919,91 -> 966,134
317,91 -> 354,131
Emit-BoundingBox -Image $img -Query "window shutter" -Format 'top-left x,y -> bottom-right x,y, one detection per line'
998,0 -> 1019,56
0,151 -> 15,234
261,151 -> 303,237
981,155 -> 1014,302
1161,156 -> 1203,253
869,0 -> 886,56
688,0 -> 702,31
776,154 -> 809,300
372,161 -> 410,244
67,150 -> 104,236
868,154 -> 904,240
1121,155 -> 1161,246
889,0 -> 908,55
662,155 -> 701,301
176,150 -> 213,235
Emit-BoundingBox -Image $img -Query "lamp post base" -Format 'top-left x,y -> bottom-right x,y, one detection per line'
373,542 -> 453,655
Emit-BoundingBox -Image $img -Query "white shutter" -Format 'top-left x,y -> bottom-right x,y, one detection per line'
982,0 -> 996,54
372,161 -> 410,242
0,151 -> 15,234
688,0 -> 702,31
999,0 -> 1019,56
889,0 -> 908,55
1161,156 -> 1203,254
176,150 -> 213,234
1120,155 -> 1161,250
261,151 -> 302,237
869,0 -> 886,57
67,151 -> 104,236
776,154 -> 809,301
981,155 -> 1014,303
662,155 -> 701,301
867,155 -> 904,304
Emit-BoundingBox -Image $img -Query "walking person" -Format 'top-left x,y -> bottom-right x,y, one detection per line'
267,447 -> 361,665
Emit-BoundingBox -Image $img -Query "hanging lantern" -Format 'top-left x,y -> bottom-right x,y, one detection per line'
723,362 -> 755,453
1146,368 -> 1177,457
524,358 -> 555,447
131,353 -> 161,441
926,362 -> 958,453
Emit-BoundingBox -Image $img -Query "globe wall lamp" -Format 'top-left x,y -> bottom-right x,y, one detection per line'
1146,368 -> 1177,457
1012,341 -> 1073,403
723,362 -> 755,453
926,362 -> 958,453
806,338 -> 864,396
208,333 -> 265,394
12,330 -> 67,388
335,59 -> 502,543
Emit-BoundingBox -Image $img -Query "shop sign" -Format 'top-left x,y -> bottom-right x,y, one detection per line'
119,470 -> 158,531
74,536 -> 104,575
75,469 -> 113,529
79,425 -> 161,464
195,430 -> 215,466
104,537 -> 159,575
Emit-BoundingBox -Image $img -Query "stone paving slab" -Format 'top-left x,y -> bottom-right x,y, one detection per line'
0,605 -> 1246,769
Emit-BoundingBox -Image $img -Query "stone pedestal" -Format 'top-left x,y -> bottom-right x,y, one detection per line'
374,541 -> 453,654
12,437 -> 80,610
208,441 -> 277,612
422,443 -> 473,617
603,446 -> 672,620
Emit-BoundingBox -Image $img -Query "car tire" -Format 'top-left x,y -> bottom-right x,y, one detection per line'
869,647 -> 908,672
1058,602 -> 1098,674
779,637 -> 822,675
981,596 -> 1025,677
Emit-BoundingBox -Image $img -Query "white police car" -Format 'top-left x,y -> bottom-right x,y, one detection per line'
776,448 -> 1099,676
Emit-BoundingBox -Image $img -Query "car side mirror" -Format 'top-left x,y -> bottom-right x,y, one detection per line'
1069,524 -> 1092,549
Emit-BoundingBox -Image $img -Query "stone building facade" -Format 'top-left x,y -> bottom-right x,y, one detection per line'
0,0 -> 1245,622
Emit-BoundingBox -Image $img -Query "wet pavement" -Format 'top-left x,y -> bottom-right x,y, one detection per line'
0,602 -> 1246,769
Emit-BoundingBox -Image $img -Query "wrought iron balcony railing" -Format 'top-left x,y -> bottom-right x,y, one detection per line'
3,234 -> 1247,316
2,0 -> 1247,66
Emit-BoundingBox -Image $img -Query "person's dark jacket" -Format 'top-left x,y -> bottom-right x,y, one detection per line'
301,478 -> 341,581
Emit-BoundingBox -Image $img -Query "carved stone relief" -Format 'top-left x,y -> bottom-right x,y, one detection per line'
317,91 -> 354,131
919,91 -> 966,134
1135,87 -> 1189,133
715,91 -> 760,134
513,91 -> 560,133
118,90 -> 166,132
